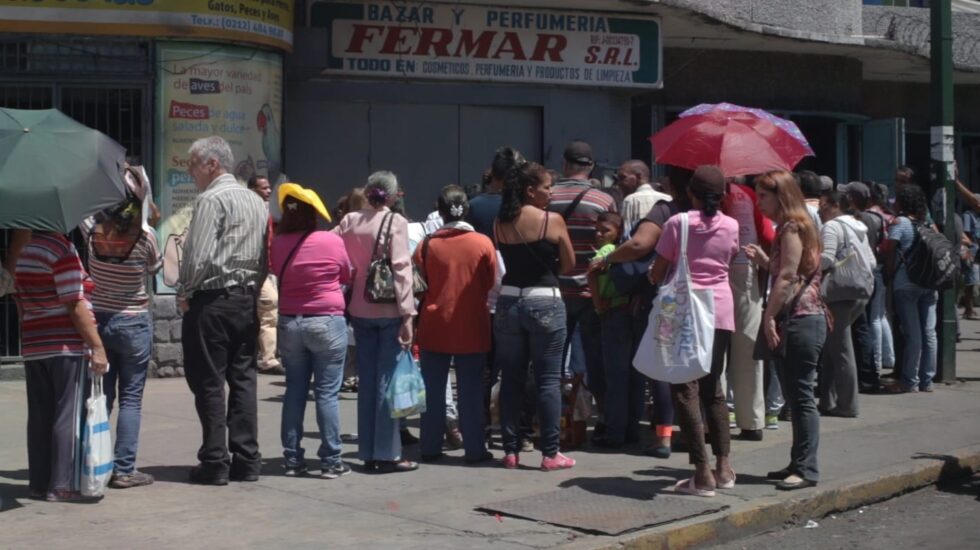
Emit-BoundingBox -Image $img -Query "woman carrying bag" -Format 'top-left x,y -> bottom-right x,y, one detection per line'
745,170 -> 827,491
414,185 -> 497,464
272,183 -> 353,479
335,171 -> 418,474
647,165 -> 739,497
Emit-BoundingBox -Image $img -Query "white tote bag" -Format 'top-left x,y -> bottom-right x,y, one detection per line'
81,375 -> 113,497
633,213 -> 715,384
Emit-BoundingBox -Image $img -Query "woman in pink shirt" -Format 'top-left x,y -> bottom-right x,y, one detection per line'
650,165 -> 740,497
336,171 -> 418,474
271,184 -> 351,479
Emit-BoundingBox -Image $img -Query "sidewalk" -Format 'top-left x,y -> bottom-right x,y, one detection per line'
2,320 -> 979,550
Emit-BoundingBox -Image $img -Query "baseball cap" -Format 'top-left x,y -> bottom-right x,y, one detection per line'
839,181 -> 871,200
819,175 -> 834,192
563,140 -> 594,165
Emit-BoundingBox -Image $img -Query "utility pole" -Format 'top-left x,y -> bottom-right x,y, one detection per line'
932,0 -> 957,383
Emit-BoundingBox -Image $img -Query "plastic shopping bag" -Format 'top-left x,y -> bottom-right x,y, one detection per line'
632,213 -> 715,384
387,351 -> 426,419
81,375 -> 113,497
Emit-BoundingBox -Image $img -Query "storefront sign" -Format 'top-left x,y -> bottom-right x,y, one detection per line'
0,0 -> 294,51
155,42 -> 283,293
313,1 -> 661,89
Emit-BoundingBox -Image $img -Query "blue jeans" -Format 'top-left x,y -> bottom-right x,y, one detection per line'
600,308 -> 644,443
278,314 -> 348,468
869,269 -> 896,369
351,317 -> 403,461
96,311 -> 152,475
495,295 -> 566,457
777,314 -> 826,483
420,351 -> 487,460
894,286 -> 938,390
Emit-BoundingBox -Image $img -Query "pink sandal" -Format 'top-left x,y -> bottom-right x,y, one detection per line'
672,478 -> 716,497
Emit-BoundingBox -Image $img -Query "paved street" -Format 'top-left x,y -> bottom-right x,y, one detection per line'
712,475 -> 980,550
1,320 -> 980,549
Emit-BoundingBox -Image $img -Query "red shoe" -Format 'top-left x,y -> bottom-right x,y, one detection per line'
540,452 -> 575,471
502,453 -> 519,469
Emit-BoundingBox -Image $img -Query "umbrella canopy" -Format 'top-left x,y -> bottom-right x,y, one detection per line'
0,107 -> 128,233
650,102 -> 814,177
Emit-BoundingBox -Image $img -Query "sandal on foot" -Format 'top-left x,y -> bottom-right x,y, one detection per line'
714,470 -> 736,490
672,477 -> 716,497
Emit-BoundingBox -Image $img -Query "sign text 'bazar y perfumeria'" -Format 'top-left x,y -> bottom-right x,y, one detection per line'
314,2 -> 661,89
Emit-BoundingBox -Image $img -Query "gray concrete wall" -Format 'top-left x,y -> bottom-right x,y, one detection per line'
641,48 -> 865,114
667,0 -> 863,42
150,296 -> 184,378
864,5 -> 980,70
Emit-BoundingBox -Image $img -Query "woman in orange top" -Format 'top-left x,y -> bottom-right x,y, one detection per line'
413,185 -> 498,464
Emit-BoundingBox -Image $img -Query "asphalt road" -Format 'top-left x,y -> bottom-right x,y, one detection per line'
713,475 -> 980,550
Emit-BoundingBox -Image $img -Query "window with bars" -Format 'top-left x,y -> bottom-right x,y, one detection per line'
0,37 -> 152,360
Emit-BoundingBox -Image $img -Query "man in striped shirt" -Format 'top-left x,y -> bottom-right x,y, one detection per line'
547,140 -> 617,432
177,136 -> 269,485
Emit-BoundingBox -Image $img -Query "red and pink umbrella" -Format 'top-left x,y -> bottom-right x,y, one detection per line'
650,102 -> 814,177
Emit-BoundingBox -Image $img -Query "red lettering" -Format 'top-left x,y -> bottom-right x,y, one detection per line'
453,29 -> 495,58
491,32 -> 526,61
345,24 -> 385,54
585,45 -> 600,64
530,34 -> 566,62
603,47 -> 621,65
415,27 -> 453,57
380,26 -> 417,55
169,100 -> 209,120
623,48 -> 635,66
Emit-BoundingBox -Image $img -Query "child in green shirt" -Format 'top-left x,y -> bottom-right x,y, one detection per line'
587,212 -> 628,315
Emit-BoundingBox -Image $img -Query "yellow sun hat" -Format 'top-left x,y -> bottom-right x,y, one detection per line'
278,182 -> 332,223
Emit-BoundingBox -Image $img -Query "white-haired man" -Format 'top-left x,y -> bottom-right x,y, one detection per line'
177,136 -> 269,485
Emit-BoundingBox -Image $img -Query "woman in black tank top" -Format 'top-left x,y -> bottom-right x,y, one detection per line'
492,160 -> 576,472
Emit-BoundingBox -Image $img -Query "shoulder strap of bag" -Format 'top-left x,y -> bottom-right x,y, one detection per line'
677,212 -> 691,278
371,212 -> 395,261
562,188 -> 590,220
278,230 -> 314,287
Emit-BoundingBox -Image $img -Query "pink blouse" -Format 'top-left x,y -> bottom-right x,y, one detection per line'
655,211 -> 739,331
336,208 -> 416,319
271,231 -> 350,316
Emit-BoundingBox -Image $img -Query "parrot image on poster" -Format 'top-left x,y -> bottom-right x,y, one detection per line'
256,103 -> 282,182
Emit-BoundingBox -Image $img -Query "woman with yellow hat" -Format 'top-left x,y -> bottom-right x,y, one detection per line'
271,183 -> 354,479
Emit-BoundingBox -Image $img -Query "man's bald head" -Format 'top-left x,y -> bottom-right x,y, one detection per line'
616,160 -> 650,195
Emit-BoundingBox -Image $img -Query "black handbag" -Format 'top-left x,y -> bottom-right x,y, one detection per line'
364,212 -> 427,304
752,270 -> 817,361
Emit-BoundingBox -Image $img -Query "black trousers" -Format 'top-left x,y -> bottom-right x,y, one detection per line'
25,356 -> 86,494
183,287 -> 261,476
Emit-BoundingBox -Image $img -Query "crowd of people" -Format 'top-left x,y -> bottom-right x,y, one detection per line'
4,134 -> 976,502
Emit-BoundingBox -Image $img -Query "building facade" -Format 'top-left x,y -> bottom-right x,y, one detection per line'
4,0 -> 980,371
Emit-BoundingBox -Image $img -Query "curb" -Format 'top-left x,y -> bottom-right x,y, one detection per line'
590,444 -> 980,550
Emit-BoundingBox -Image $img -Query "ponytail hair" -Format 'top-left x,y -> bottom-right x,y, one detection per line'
437,184 -> 469,223
498,160 -> 547,223
691,188 -> 723,217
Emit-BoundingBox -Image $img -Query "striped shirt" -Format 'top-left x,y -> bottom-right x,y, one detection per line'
88,228 -> 162,313
547,178 -> 617,298
622,183 -> 672,233
176,173 -> 269,298
14,232 -> 92,359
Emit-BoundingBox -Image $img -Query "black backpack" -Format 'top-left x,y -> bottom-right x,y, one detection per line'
901,219 -> 959,290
